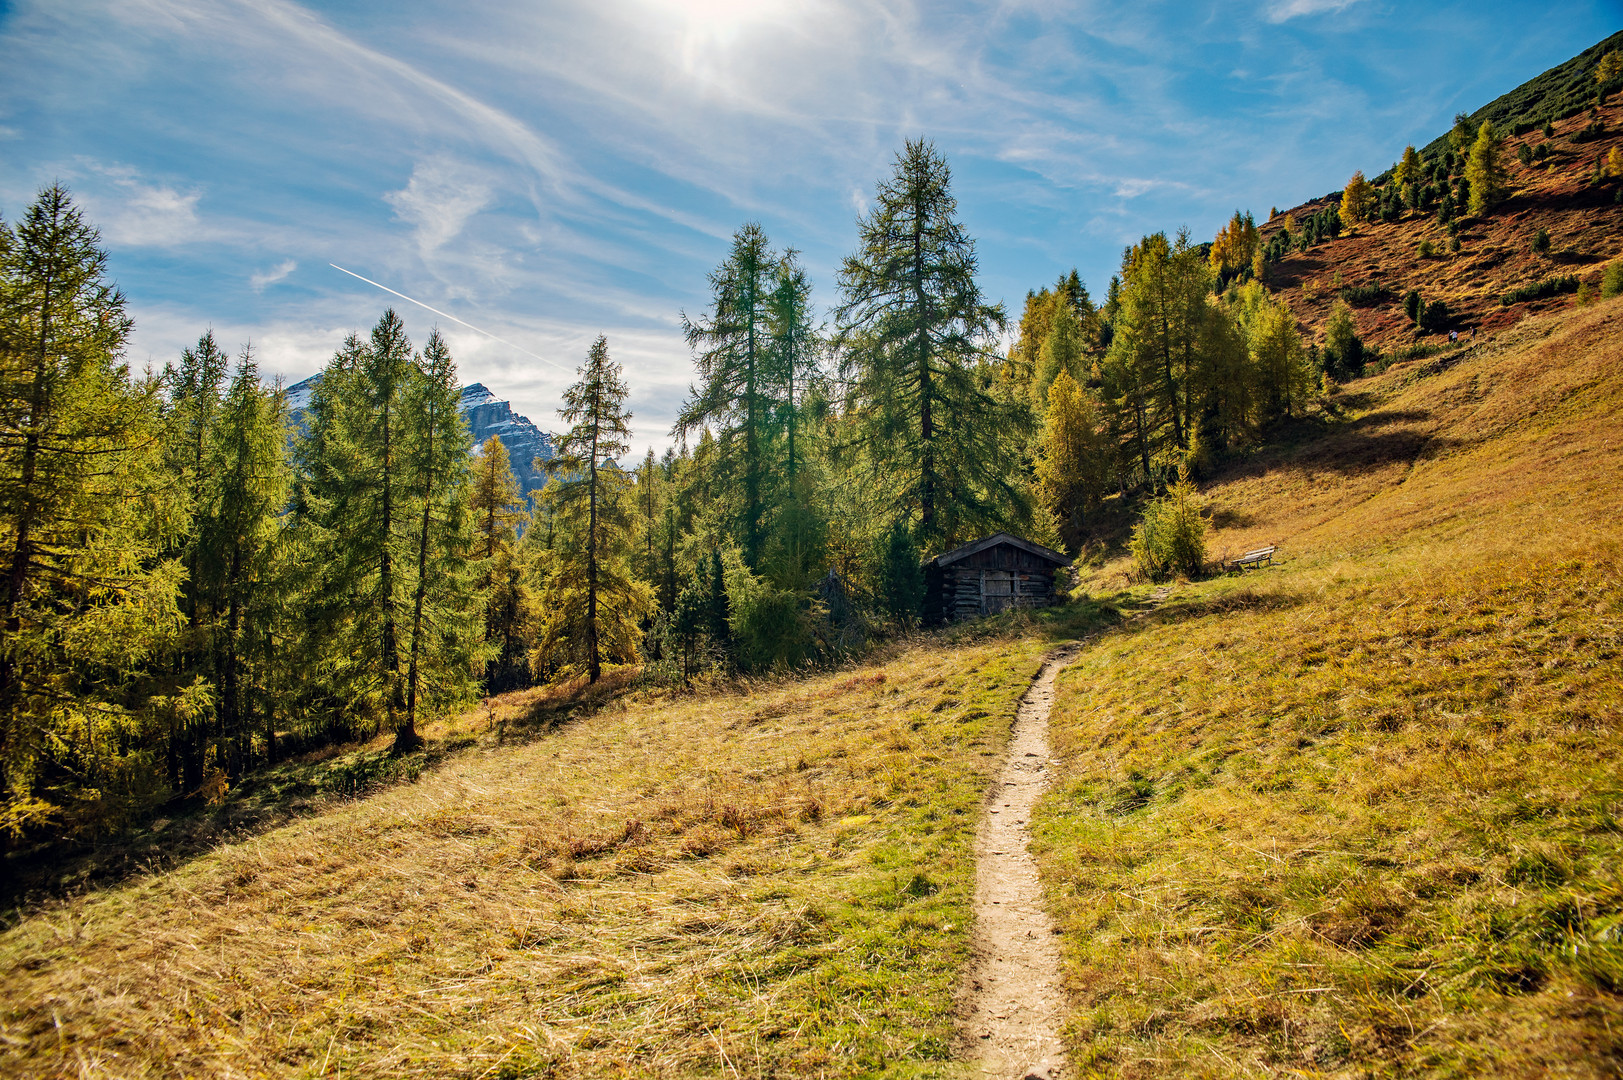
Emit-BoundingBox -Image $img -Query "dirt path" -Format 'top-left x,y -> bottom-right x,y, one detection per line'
957,644 -> 1081,1080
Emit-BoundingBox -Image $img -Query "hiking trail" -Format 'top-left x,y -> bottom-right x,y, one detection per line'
957,644 -> 1080,1080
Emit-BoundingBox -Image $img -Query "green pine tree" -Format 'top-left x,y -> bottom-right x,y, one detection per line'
835,139 -> 1023,552
399,329 -> 484,750
194,351 -> 291,773
537,337 -> 652,683
0,186 -> 182,839
677,224 -> 779,570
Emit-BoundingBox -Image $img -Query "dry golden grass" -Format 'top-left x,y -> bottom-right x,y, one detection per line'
1040,298 -> 1623,1075
0,641 -> 1053,1079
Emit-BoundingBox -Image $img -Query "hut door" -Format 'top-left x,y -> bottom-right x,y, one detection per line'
982,570 -> 1014,614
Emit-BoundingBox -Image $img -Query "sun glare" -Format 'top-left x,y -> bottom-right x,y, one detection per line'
639,0 -> 790,39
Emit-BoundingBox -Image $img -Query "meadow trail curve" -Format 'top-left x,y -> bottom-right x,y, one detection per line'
957,643 -> 1081,1080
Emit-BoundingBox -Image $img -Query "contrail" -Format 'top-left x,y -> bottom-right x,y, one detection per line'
329,263 -> 572,372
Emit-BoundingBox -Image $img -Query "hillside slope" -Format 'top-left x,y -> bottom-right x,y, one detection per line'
1042,297 -> 1623,1076
1264,99 -> 1623,357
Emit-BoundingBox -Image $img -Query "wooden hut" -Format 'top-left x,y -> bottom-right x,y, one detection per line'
923,532 -> 1072,624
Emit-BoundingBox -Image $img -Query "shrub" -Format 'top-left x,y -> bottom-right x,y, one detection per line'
1534,142 -> 1550,160
1500,276 -> 1580,306
1518,143 -> 1534,165
1338,282 -> 1389,306
1542,119 -> 1555,138
1449,235 -> 1461,254
1420,298 -> 1450,332
1570,119 -> 1607,144
1405,289 -> 1424,325
1323,301 -> 1365,381
1130,466 -> 1206,582
1603,263 -> 1623,299
725,560 -> 820,672
1418,238 -> 1436,258
877,520 -> 924,626
1532,226 -> 1551,255
1576,281 -> 1595,307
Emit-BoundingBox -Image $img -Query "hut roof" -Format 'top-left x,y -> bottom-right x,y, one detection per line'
930,531 -> 1071,569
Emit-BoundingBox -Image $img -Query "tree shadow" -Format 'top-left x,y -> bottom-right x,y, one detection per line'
0,675 -> 638,918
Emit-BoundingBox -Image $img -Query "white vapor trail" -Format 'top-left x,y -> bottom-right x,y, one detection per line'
328,263 -> 572,372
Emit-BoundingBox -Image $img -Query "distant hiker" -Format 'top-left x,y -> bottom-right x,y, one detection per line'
1449,330 -> 1458,342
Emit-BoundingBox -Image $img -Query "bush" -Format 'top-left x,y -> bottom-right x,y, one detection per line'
1542,119 -> 1555,138
727,570 -> 821,672
1338,282 -> 1389,306
1534,142 -> 1550,160
1570,119 -> 1607,144
1420,299 -> 1450,332
1418,238 -> 1436,258
1405,289 -> 1424,325
1603,263 -> 1623,299
1518,143 -> 1534,165
1449,235 -> 1461,254
1130,467 -> 1206,582
1323,301 -> 1365,381
1500,275 -> 1580,306
1532,226 -> 1551,255
877,520 -> 924,626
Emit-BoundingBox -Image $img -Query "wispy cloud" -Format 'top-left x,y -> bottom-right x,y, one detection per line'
1264,0 -> 1364,23
79,163 -> 203,247
385,157 -> 492,257
250,259 -> 297,291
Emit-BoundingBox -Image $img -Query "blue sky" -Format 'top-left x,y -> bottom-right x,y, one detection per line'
2,0 -> 1618,454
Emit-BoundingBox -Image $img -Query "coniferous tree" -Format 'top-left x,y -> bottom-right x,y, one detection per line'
0,186 -> 181,838
537,337 -> 651,682
1034,370 -> 1109,550
677,224 -> 778,569
399,329 -> 483,750
835,139 -> 1023,551
194,351 -> 291,774
297,311 -> 418,743
1466,121 -> 1509,215
470,436 -> 533,692
1342,171 -> 1374,228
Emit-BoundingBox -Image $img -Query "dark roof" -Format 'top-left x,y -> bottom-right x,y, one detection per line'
930,531 -> 1072,569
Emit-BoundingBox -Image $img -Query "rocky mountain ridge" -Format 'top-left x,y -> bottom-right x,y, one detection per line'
283,373 -> 555,498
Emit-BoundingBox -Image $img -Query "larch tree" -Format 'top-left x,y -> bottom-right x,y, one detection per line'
0,185 -> 181,838
297,311 -> 418,743
194,351 -> 290,773
677,223 -> 778,569
1034,370 -> 1109,551
835,138 -> 1022,552
1466,121 -> 1509,216
538,336 -> 651,683
1208,210 -> 1258,279
1342,171 -> 1374,227
399,329 -> 483,751
469,435 -> 532,691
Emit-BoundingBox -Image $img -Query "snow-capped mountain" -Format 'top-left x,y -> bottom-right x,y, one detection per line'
282,374 -> 555,498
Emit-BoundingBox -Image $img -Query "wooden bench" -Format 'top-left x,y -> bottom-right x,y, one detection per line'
1229,545 -> 1278,571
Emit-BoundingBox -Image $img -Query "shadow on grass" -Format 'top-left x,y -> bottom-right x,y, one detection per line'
0,674 -> 639,918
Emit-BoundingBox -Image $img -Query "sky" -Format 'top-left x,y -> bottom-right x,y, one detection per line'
2,0 -> 1619,456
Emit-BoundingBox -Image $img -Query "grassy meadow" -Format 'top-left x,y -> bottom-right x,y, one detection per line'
1037,297 -> 1623,1075
0,636 -> 1082,1079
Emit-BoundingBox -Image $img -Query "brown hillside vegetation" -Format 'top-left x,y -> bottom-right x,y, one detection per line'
1267,101 -> 1623,354
1040,297 -> 1623,1075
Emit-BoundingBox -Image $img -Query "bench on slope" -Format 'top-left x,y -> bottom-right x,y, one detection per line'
1227,545 -> 1278,571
